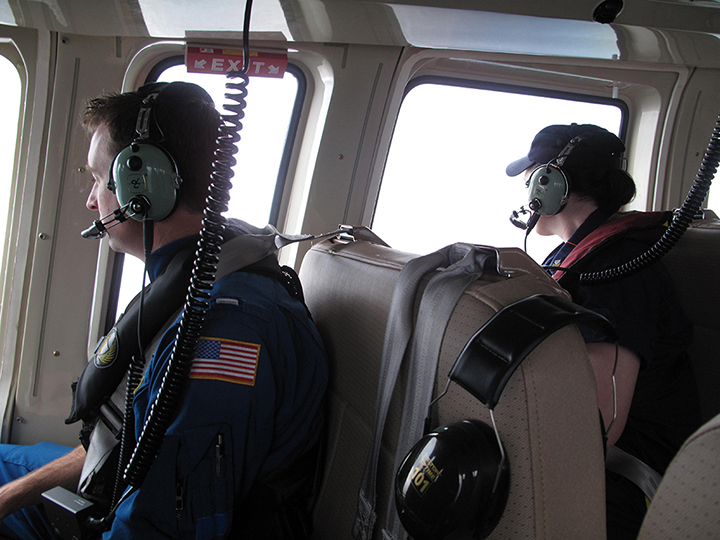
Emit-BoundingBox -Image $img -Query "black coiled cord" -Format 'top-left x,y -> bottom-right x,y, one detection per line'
120,1 -> 253,493
579,113 -> 720,285
111,353 -> 144,505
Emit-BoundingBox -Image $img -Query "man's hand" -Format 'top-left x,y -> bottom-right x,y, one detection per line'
0,445 -> 86,521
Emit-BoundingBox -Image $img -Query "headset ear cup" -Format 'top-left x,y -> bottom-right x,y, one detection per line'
463,421 -> 509,539
527,164 -> 569,216
395,419 -> 509,540
111,141 -> 180,222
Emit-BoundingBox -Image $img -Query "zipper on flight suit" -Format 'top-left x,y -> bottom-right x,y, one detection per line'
215,433 -> 225,477
175,482 -> 184,519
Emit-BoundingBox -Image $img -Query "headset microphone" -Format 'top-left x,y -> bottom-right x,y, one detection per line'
509,206 -> 540,233
81,207 -> 129,239
82,87 -> 181,239
510,134 -> 584,238
509,207 -> 529,229
80,198 -> 149,239
81,221 -> 108,240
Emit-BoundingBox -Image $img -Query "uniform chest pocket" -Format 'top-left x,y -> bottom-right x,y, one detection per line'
176,424 -> 235,540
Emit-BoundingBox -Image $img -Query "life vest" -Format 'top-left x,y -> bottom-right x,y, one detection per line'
66,219 -> 305,427
553,210 -> 673,293
68,220 -> 306,508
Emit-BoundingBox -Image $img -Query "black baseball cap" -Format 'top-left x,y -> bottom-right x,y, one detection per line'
505,124 -> 625,177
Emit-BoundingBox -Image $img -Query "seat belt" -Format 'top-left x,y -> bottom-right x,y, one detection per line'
353,243 -> 501,540
606,446 -> 662,501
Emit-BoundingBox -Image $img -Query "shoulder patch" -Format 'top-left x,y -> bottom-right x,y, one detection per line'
93,328 -> 119,369
190,338 -> 260,386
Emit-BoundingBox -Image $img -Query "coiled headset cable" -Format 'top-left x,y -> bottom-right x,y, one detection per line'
123,22 -> 251,489
579,113 -> 720,285
87,3 -> 256,529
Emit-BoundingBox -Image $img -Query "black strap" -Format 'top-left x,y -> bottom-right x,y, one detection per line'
449,294 -> 618,409
242,257 -> 312,319
66,244 -> 197,425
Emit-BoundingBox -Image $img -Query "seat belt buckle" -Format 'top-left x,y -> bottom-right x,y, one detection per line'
42,486 -> 97,540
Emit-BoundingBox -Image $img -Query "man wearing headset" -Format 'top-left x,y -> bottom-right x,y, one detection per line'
506,124 -> 701,539
0,82 -> 328,539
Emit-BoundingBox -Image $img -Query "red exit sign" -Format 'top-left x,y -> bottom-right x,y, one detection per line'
185,46 -> 288,78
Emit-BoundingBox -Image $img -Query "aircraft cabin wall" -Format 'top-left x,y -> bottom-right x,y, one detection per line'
0,29 -> 166,447
0,24 -> 718,448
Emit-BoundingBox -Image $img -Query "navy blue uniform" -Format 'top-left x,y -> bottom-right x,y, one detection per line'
107,233 -> 327,539
0,227 -> 328,540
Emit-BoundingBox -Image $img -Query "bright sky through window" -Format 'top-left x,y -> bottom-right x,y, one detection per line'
0,55 -> 21,293
372,83 -> 624,262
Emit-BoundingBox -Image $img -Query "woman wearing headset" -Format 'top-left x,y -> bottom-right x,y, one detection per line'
506,124 -> 701,540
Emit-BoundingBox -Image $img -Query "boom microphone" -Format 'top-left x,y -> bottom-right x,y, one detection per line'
509,206 -> 540,233
81,220 -> 109,240
510,208 -> 527,229
81,205 -> 131,239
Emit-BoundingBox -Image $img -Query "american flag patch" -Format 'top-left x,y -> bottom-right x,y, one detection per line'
190,338 -> 260,386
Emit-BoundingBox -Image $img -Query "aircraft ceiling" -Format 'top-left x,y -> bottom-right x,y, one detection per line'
2,0 -> 720,66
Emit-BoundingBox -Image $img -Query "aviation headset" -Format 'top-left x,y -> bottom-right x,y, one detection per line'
509,126 -> 627,234
524,134 -> 585,217
108,86 -> 181,222
394,294 -> 617,540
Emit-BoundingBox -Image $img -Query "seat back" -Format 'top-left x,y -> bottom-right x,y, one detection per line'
637,412 -> 720,538
661,217 -> 720,422
300,233 -> 607,539
634,217 -> 720,537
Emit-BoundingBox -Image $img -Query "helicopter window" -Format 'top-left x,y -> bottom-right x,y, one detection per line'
371,79 -> 625,262
0,54 -> 21,304
111,59 -> 304,324
707,184 -> 717,212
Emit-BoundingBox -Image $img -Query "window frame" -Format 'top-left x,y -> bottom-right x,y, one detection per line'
401,75 -> 629,139
370,74 -> 629,257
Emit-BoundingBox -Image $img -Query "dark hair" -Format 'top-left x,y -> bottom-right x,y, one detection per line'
82,82 -> 221,213
566,166 -> 636,214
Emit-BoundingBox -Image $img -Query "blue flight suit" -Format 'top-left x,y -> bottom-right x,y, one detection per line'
107,235 -> 328,539
0,223 -> 328,540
